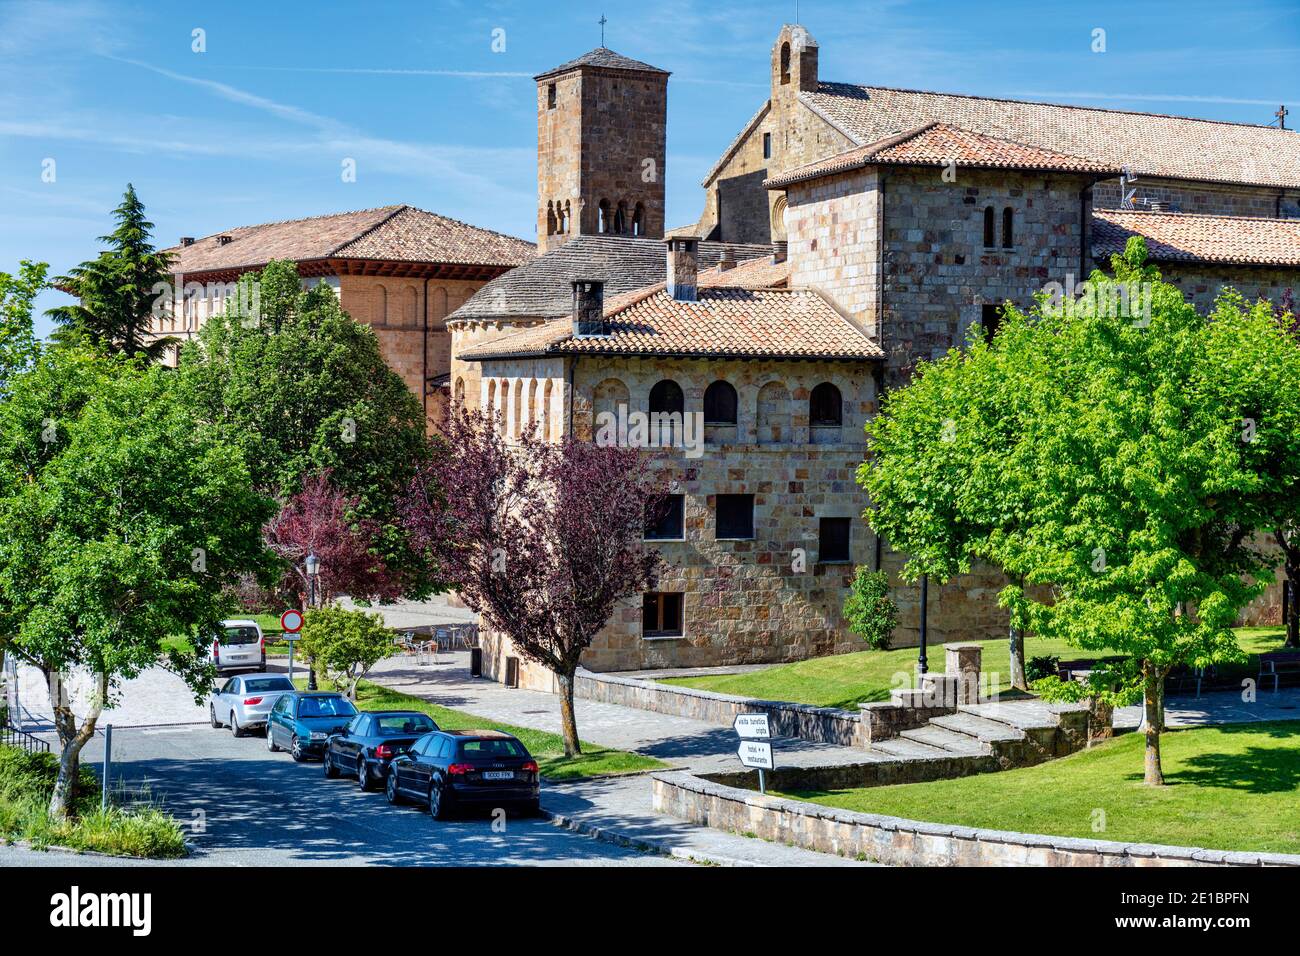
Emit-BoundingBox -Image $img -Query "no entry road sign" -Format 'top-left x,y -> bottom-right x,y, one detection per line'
280,609 -> 304,634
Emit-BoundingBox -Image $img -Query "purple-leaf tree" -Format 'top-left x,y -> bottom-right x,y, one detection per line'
264,469 -> 402,606
404,409 -> 664,756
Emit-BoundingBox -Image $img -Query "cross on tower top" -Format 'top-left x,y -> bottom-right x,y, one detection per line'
599,14 -> 608,47
1277,104 -> 1289,130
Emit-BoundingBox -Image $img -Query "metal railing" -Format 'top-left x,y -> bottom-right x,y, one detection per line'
0,718 -> 51,754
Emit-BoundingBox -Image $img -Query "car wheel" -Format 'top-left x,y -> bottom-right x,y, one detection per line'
386,770 -> 403,805
290,735 -> 306,762
429,781 -> 454,821
231,712 -> 244,738
267,727 -> 280,752
357,759 -> 373,791
209,704 -> 221,729
324,749 -> 340,778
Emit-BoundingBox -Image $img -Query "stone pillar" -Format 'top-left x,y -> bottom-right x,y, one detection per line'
944,642 -> 983,705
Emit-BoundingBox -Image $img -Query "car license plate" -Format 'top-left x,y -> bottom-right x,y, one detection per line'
482,771 -> 514,781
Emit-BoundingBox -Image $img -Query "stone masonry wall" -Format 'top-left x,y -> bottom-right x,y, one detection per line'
1092,176 -> 1300,219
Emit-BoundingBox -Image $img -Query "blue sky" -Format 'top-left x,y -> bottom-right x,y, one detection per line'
3,0 -> 1298,336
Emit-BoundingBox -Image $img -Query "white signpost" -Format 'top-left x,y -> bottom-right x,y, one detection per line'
734,714 -> 774,793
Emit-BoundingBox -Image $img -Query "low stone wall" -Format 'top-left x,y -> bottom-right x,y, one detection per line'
652,771 -> 1300,867
574,669 -> 866,747
706,755 -> 995,792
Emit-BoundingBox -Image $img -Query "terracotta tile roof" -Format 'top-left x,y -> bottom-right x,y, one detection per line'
766,122 -> 1119,188
697,254 -> 792,290
447,236 -> 772,323
163,205 -> 535,275
800,82 -> 1300,189
457,285 -> 881,363
1092,209 -> 1300,267
535,47 -> 669,81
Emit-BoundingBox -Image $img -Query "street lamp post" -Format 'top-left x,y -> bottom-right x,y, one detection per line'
305,552 -> 320,691
917,574 -> 929,676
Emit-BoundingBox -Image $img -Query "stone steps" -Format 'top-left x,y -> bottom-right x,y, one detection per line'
898,724 -> 990,755
959,701 -> 1062,731
869,737 -> 955,759
931,711 -> 1025,743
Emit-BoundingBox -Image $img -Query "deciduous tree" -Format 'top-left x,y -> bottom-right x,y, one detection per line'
404,410 -> 663,756
298,606 -> 396,700
0,347 -> 273,816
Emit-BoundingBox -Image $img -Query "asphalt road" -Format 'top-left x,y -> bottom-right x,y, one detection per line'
4,722 -> 684,867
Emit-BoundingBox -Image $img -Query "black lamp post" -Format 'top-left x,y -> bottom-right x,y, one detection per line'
305,552 -> 320,691
917,573 -> 929,675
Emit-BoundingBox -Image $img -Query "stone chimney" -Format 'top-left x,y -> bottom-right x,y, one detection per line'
216,234 -> 233,245
772,240 -> 788,263
666,237 -> 698,302
572,279 -> 607,336
718,246 -> 737,272
180,236 -> 195,246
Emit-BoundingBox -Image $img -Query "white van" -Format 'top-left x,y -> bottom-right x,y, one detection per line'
208,619 -> 266,674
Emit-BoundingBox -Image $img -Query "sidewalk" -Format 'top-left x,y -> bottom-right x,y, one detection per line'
366,654 -> 875,866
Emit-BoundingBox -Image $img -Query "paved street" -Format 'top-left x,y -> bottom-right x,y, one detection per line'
2,721 -> 685,867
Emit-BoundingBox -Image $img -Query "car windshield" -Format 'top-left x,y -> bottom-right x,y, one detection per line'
222,626 -> 260,646
459,738 -> 524,758
297,696 -> 357,718
244,678 -> 293,692
374,715 -> 435,736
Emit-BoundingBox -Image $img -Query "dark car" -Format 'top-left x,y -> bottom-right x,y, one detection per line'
323,710 -> 440,791
266,692 -> 358,762
385,729 -> 540,820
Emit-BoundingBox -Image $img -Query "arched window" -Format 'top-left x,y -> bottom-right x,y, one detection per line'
614,201 -> 627,234
486,378 -> 498,424
649,379 -> 684,447
561,200 -> 571,234
547,201 -> 557,236
1002,207 -> 1014,249
982,207 -> 995,248
454,376 -> 466,409
402,286 -> 418,326
376,284 -> 389,324
511,379 -> 524,437
542,379 -> 555,441
703,380 -> 738,425
810,382 -> 843,427
780,42 -> 791,84
632,203 -> 645,237
598,199 -> 611,234
756,381 -> 790,443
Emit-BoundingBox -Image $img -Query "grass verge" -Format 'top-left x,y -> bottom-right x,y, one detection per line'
775,721 -> 1300,854
296,677 -> 666,781
660,627 -> 1290,711
0,745 -> 186,858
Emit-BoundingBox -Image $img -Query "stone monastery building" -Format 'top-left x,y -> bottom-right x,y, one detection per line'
154,24 -> 1300,679
455,24 -> 1300,680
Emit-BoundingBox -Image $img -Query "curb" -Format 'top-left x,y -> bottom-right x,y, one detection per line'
539,806 -> 760,867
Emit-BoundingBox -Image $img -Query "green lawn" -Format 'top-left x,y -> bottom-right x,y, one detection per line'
776,721 -> 1300,854
660,627 -> 1289,711
297,677 -> 666,782
0,746 -> 187,858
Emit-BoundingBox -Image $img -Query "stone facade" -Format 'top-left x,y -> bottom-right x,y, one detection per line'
536,59 -> 667,252
1092,176 -> 1300,219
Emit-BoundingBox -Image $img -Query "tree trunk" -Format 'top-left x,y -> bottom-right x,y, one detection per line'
556,670 -> 581,757
1141,660 -> 1165,786
1009,625 -> 1027,691
46,669 -> 107,820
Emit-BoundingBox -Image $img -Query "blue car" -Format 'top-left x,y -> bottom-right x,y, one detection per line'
266,692 -> 358,762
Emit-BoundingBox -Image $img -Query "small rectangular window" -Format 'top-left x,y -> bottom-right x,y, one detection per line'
715,493 -> 755,540
547,83 -> 557,109
642,592 -> 684,637
645,494 -> 685,540
819,517 -> 851,563
762,132 -> 772,160
981,303 -> 1002,344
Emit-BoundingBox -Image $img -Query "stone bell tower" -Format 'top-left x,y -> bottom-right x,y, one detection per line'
534,47 -> 670,252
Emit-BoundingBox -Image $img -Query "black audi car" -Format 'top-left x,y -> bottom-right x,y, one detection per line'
385,729 -> 540,819
323,710 -> 440,790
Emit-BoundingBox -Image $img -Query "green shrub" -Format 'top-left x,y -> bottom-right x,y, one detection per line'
1025,655 -> 1061,682
0,745 -> 186,858
842,567 -> 900,650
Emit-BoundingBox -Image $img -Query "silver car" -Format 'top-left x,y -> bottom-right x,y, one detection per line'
209,673 -> 296,737
208,619 -> 266,674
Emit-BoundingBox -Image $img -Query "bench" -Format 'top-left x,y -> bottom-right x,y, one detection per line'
1167,663 -> 1214,698
1258,652 -> 1300,692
